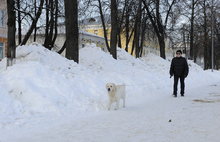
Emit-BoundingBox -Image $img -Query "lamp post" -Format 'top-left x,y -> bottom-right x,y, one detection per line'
212,12 -> 214,72
211,0 -> 214,72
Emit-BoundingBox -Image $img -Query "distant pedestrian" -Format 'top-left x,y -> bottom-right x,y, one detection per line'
169,50 -> 189,97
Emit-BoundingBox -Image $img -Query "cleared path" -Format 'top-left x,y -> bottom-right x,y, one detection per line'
3,82 -> 220,142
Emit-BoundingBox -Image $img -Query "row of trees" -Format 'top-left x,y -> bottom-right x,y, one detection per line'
4,0 -> 220,70
179,0 -> 220,69
6,0 -> 78,66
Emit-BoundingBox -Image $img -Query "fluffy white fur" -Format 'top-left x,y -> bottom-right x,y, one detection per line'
106,83 -> 126,110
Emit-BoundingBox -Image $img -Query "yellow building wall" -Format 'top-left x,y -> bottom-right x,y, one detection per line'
84,27 -> 169,57
85,28 -> 135,56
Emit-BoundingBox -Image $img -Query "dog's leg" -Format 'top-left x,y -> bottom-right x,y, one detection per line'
115,100 -> 119,110
108,101 -> 113,110
123,98 -> 125,108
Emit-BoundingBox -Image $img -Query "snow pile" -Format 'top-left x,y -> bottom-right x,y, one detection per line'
0,42 -> 220,130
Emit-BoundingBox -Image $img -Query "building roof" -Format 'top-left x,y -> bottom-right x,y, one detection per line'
79,15 -> 111,26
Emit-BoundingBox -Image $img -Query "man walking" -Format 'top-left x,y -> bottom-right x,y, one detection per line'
170,50 -> 189,97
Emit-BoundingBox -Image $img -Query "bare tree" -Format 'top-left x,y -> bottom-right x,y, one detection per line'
124,1 -> 135,52
20,0 -> 44,45
43,0 -> 58,50
142,0 -> 176,59
189,0 -> 199,60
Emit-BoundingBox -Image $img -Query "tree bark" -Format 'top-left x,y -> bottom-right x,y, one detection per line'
140,15 -> 147,57
7,0 -> 16,67
17,0 -> 22,44
110,0 -> 117,59
52,0 -> 58,47
190,0 -> 198,60
125,6 -> 129,52
135,0 -> 142,58
34,0 -> 37,42
48,0 -> 54,50
44,0 -> 49,48
203,0 -> 208,69
64,0 -> 79,63
57,41 -> 66,54
98,0 -> 110,52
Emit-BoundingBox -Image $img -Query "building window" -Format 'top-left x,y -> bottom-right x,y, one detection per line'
94,30 -> 98,35
0,42 -> 4,59
0,10 -> 5,27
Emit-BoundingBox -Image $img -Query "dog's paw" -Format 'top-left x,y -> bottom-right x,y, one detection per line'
108,108 -> 110,110
114,108 -> 118,110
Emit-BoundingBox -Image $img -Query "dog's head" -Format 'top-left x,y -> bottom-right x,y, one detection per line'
106,83 -> 115,92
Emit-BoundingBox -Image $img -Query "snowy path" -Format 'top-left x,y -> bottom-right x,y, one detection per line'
3,82 -> 220,142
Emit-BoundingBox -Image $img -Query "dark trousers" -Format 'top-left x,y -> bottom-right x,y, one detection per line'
173,75 -> 185,95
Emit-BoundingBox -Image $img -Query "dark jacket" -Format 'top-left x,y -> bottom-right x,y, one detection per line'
170,57 -> 189,77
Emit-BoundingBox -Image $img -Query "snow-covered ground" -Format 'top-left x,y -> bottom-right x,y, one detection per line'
0,43 -> 220,142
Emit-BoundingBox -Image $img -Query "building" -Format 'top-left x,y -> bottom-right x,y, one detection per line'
0,0 -> 7,60
21,26 -> 108,56
79,15 -> 172,57
17,15 -> 172,58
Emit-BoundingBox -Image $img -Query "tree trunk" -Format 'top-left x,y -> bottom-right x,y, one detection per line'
203,0 -> 208,69
118,34 -> 121,48
34,0 -> 37,42
17,0 -> 22,44
140,15 -> 147,57
125,8 -> 129,52
190,0 -> 195,60
135,0 -> 142,58
64,0 -> 79,63
110,0 -> 117,59
155,0 -> 166,59
52,0 -> 58,47
48,0 -> 54,50
44,0 -> 49,48
98,0 -> 110,52
142,0 -> 175,59
158,36 -> 165,58
57,41 -> 66,54
7,0 -> 16,67
131,27 -> 136,56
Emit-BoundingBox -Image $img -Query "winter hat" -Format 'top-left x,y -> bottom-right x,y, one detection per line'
176,50 -> 182,54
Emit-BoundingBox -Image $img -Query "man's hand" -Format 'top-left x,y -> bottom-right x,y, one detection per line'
170,75 -> 173,78
184,75 -> 187,78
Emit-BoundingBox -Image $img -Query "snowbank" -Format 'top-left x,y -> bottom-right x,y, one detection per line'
0,42 -> 220,129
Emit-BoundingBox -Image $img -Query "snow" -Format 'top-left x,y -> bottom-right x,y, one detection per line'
0,42 -> 220,141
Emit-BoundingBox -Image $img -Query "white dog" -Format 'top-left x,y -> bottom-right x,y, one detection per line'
106,83 -> 126,110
